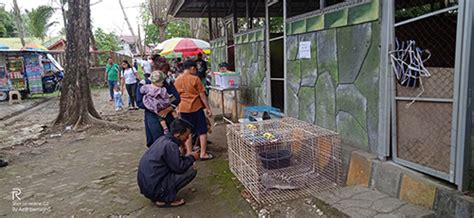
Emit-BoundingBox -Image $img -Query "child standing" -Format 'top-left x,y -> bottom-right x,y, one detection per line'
140,71 -> 177,134
114,85 -> 124,111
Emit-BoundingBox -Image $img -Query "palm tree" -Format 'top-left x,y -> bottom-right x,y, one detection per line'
12,0 -> 26,46
26,5 -> 57,42
119,0 -> 141,53
59,0 -> 68,29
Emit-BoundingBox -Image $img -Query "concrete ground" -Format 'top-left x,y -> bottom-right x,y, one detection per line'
0,90 -> 254,217
317,186 -> 434,218
0,89 -> 436,217
0,96 -> 49,121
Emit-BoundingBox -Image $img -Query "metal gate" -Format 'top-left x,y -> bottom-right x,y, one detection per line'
391,0 -> 463,182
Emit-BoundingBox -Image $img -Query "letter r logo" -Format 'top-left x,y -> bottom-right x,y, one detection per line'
11,188 -> 21,201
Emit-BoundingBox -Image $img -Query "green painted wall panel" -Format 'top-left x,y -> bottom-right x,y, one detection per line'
249,32 -> 256,42
348,0 -> 380,25
324,8 -> 348,29
242,34 -> 248,43
306,15 -> 324,32
291,19 -> 307,35
256,30 -> 264,41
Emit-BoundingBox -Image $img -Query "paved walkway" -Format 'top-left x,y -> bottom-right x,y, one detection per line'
317,186 -> 435,217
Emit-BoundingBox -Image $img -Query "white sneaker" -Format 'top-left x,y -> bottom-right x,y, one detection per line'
115,108 -> 120,111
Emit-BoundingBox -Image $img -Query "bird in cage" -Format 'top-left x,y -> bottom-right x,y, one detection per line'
261,172 -> 299,190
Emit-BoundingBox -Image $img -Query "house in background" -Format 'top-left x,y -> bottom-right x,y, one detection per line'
42,36 -> 99,52
117,35 -> 139,56
43,36 -> 67,51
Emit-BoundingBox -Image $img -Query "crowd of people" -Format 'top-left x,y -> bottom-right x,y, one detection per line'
105,53 -> 229,207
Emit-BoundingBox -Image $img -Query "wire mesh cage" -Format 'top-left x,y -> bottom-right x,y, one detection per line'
227,117 -> 343,204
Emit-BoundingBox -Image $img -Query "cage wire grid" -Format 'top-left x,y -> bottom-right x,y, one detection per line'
227,117 -> 343,204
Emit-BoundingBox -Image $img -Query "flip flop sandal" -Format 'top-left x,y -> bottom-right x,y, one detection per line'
0,160 -> 8,168
200,153 -> 215,161
156,199 -> 185,208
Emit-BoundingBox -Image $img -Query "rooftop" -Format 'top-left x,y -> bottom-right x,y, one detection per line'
120,35 -> 139,44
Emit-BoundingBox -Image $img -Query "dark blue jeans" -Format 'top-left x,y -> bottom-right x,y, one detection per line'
108,80 -> 117,100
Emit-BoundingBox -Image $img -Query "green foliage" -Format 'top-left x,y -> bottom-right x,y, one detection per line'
144,23 -> 160,45
143,19 -> 192,44
269,17 -> 284,33
395,2 -> 452,18
94,28 -> 121,51
140,3 -> 194,43
166,19 -> 191,39
0,6 -> 17,37
140,3 -> 158,45
26,5 -> 57,41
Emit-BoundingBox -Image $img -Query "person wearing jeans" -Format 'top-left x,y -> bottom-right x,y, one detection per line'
121,60 -> 141,110
105,57 -> 121,101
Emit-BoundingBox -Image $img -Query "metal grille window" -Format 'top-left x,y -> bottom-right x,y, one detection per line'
286,0 -> 366,21
391,0 -> 460,182
325,0 -> 346,7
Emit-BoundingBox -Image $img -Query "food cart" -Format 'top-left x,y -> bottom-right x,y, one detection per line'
0,50 -> 64,101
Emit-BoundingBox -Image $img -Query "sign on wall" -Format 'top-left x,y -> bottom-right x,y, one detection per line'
298,41 -> 311,59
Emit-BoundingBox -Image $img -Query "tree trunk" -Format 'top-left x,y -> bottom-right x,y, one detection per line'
196,18 -> 203,39
137,23 -> 144,55
61,4 -> 67,30
89,28 -> 99,66
189,18 -> 202,38
149,0 -> 171,43
12,0 -> 26,47
55,0 -> 101,128
158,24 -> 166,42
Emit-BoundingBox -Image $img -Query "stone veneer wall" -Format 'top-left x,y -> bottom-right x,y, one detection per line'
210,38 -> 227,73
286,0 -> 380,153
234,29 -> 267,105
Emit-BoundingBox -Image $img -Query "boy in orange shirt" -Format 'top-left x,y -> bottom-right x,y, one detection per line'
174,60 -> 214,160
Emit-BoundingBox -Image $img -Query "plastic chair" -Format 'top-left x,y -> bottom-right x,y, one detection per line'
8,90 -> 21,105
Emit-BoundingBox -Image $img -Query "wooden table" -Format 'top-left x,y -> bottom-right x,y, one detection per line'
209,86 -> 240,125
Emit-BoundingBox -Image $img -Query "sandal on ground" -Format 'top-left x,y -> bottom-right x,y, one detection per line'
0,160 -> 8,168
200,153 -> 215,161
155,198 -> 185,208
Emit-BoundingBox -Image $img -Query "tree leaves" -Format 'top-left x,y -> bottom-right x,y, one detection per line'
26,5 -> 57,41
0,6 -> 17,37
94,28 -> 120,51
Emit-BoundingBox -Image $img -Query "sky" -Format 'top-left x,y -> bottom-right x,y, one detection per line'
2,0 -> 146,37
